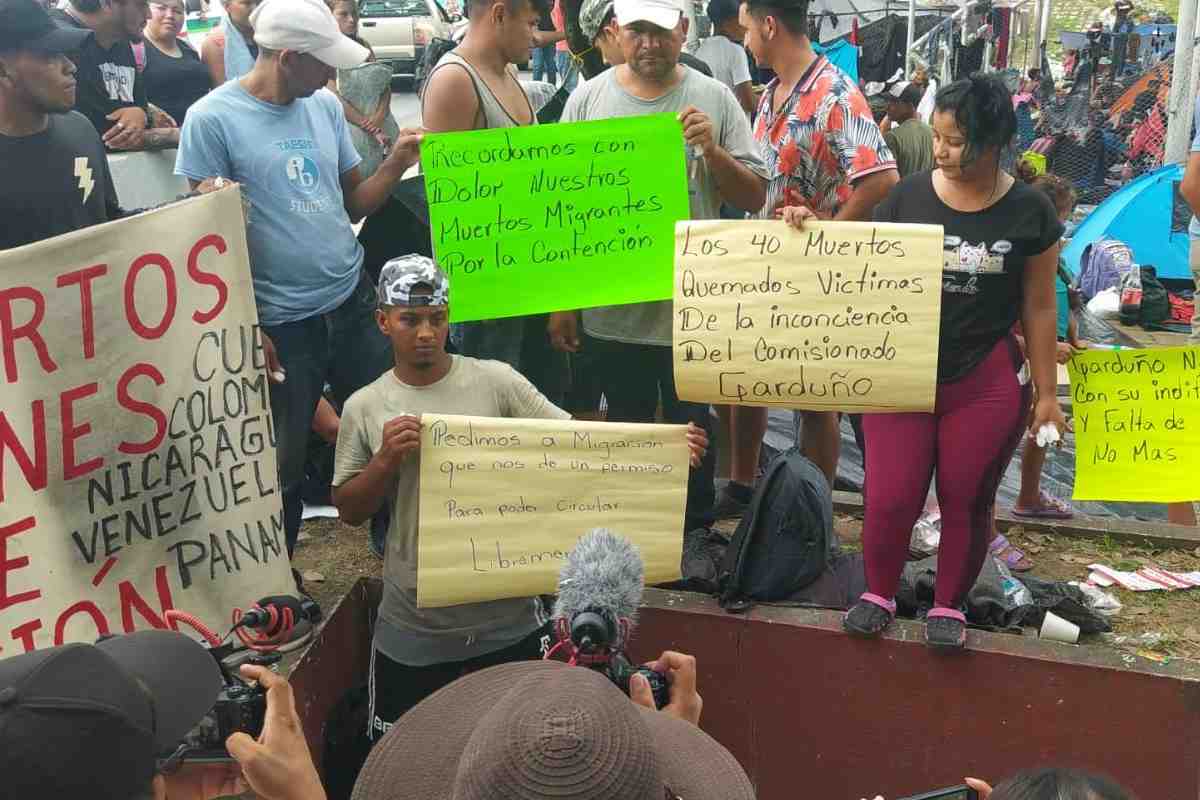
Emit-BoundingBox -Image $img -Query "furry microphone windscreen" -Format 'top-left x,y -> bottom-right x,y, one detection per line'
553,528 -> 646,633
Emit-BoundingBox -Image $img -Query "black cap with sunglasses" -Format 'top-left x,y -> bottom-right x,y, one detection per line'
0,0 -> 92,53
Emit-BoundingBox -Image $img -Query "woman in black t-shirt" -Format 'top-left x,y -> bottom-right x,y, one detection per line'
141,0 -> 212,124
784,74 -> 1068,650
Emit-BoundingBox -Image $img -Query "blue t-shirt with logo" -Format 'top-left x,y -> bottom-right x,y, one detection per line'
176,83 -> 363,325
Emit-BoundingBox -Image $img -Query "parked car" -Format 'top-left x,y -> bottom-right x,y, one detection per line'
358,0 -> 455,77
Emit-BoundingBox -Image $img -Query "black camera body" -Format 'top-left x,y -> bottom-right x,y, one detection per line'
602,652 -> 670,710
162,648 -> 273,766
569,609 -> 670,710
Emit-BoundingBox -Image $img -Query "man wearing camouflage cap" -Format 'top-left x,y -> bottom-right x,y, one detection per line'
331,255 -> 569,745
332,255 -> 709,748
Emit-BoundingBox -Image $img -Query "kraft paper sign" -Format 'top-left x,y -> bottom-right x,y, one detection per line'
422,114 -> 689,322
0,188 -> 294,658
416,414 -> 688,607
672,219 -> 944,411
1068,347 -> 1200,502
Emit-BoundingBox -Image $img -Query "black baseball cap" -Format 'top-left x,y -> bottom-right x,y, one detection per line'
0,0 -> 92,54
0,631 -> 223,799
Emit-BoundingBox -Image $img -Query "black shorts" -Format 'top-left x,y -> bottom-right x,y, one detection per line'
366,622 -> 555,742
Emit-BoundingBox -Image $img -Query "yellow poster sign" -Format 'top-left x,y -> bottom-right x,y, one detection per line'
1068,346 -> 1200,502
416,414 -> 688,607
672,219 -> 944,411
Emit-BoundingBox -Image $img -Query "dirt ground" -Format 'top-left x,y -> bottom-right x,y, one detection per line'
291,512 -> 1200,666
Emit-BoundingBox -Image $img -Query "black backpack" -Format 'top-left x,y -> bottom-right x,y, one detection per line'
415,37 -> 458,96
718,448 -> 835,613
1137,265 -> 1170,328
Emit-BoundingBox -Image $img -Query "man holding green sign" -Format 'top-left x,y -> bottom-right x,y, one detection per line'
546,0 -> 767,531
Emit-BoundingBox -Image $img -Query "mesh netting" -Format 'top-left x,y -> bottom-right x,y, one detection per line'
1020,57 -> 1171,206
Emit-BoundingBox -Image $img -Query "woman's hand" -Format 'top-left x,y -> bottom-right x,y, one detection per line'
1029,395 -> 1068,441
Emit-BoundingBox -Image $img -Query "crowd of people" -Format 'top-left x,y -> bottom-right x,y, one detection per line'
0,0 -> 1171,793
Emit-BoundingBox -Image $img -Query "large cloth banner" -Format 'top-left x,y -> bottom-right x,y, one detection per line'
1068,346 -> 1200,502
672,220 -> 944,411
422,114 -> 690,322
0,188 -> 294,657
417,414 -> 688,607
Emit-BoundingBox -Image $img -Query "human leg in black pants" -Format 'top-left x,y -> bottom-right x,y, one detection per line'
366,623 -> 554,743
590,339 -> 717,531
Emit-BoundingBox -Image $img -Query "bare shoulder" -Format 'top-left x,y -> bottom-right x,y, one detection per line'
201,28 -> 226,57
421,61 -> 481,130
423,60 -> 477,101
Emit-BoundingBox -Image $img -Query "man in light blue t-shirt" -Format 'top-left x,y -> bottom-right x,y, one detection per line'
1182,98 -> 1200,343
176,0 -> 422,558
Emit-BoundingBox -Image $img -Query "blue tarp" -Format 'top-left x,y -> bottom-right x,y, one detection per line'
814,39 -> 858,84
1062,164 -> 1190,281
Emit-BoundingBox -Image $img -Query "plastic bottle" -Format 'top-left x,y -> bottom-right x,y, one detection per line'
1119,266 -> 1142,325
995,561 -> 1033,607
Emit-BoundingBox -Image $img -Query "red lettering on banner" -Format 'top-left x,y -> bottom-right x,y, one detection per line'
61,382 -> 103,481
118,564 -> 177,632
0,286 -> 56,383
56,264 -> 108,361
188,235 -> 230,324
10,619 -> 42,654
0,400 -> 47,502
53,601 -> 110,645
117,363 -> 167,455
124,253 -> 178,340
0,516 -> 41,612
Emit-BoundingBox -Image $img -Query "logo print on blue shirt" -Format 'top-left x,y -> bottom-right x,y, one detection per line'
285,155 -> 321,194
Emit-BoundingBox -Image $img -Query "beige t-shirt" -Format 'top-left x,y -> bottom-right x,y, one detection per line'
333,356 -> 570,666
560,67 -> 767,347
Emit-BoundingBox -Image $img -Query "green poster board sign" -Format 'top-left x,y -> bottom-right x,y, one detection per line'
422,114 -> 690,322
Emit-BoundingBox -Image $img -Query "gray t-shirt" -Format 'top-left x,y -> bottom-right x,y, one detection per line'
560,66 -> 767,346
333,356 -> 570,666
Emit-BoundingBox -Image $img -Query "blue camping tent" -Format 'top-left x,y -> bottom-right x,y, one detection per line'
814,39 -> 858,84
1062,164 -> 1190,282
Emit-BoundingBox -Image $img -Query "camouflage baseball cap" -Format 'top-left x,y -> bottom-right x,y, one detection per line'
580,0 -> 615,42
377,255 -> 449,307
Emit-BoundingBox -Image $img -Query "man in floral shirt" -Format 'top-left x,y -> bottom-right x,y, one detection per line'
712,0 -> 898,519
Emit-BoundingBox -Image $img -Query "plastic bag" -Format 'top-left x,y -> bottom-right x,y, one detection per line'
909,493 -> 941,558
1087,286 -> 1121,319
1070,581 -> 1123,615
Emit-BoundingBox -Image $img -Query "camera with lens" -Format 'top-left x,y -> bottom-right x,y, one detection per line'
569,609 -> 670,710
159,648 -> 275,767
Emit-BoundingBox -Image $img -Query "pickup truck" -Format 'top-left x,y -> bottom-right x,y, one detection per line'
358,0 -> 455,77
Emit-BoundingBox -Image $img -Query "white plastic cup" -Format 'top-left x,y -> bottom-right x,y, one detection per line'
1040,611 -> 1081,644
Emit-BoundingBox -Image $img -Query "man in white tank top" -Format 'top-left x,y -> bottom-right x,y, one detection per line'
421,0 -> 570,406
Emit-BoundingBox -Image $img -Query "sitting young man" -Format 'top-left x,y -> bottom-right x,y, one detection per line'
331,256 -> 707,742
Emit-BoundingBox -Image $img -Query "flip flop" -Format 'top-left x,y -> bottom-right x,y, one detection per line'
989,533 -> 1034,573
1012,491 -> 1074,520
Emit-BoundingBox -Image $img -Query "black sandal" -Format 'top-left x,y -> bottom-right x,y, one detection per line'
843,593 -> 895,638
924,608 -> 968,651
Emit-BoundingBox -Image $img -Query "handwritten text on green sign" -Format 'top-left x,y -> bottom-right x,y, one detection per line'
422,114 -> 690,322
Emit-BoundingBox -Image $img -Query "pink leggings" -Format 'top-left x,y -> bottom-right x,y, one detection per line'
862,337 -> 1031,609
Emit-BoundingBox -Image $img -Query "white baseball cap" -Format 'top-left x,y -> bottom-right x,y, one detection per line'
614,0 -> 683,30
250,0 -> 370,69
